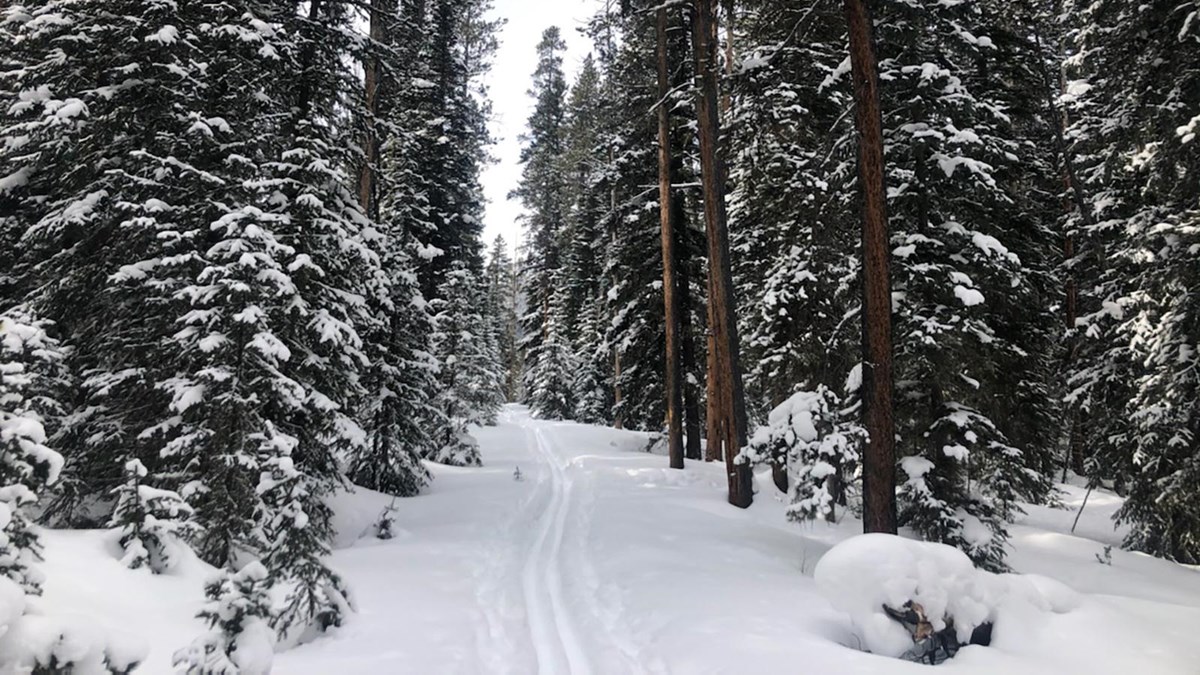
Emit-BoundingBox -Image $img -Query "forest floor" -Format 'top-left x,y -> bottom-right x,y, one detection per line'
38,405 -> 1200,673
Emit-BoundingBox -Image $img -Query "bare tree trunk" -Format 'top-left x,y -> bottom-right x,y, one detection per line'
844,0 -> 897,534
609,142 -> 625,431
693,0 -> 752,508
358,0 -> 390,213
657,7 -> 686,470
721,0 -> 735,116
677,210 -> 703,461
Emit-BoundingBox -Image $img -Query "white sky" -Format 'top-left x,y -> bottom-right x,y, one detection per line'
480,0 -> 600,258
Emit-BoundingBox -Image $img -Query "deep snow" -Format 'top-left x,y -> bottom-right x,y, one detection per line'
29,405 -> 1200,673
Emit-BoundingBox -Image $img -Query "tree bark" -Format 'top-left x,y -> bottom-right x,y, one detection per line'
657,8 -> 686,470
358,0 -> 389,214
844,0 -> 897,534
679,239 -> 703,461
693,0 -> 752,508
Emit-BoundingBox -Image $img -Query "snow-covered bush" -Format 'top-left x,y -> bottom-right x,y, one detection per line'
174,562 -> 275,675
815,534 -> 1079,659
109,458 -> 201,573
744,386 -> 864,521
0,605 -> 146,674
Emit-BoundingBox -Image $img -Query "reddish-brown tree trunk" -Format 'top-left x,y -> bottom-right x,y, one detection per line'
358,0 -> 385,213
1032,20 -> 1092,479
693,0 -> 752,508
844,0 -> 897,534
657,7 -> 686,470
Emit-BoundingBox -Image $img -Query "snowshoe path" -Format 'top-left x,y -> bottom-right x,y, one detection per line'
520,423 -> 593,675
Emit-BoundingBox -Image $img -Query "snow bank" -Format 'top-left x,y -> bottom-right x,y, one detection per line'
0,599 -> 146,674
814,533 -> 1079,657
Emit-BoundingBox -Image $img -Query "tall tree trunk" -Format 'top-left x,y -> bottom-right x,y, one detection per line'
609,143 -> 625,431
678,231 -> 703,461
1033,19 -> 1092,479
693,0 -> 752,508
358,0 -> 388,213
657,7 -> 686,470
844,0 -> 897,534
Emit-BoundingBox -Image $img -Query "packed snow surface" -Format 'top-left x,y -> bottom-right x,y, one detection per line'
27,405 -> 1200,673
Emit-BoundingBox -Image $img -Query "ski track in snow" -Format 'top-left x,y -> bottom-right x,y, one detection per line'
520,421 -> 593,675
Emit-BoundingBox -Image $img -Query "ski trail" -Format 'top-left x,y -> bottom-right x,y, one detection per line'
521,422 -> 593,675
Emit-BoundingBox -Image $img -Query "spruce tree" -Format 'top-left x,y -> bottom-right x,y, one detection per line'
516,28 -> 572,418
1065,0 -> 1200,563
109,459 -> 200,574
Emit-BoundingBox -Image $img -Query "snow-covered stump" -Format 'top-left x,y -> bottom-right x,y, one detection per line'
815,534 -> 1080,664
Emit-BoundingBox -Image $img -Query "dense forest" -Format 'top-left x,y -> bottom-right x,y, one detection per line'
511,0 -> 1200,570
1,0 -> 1198,671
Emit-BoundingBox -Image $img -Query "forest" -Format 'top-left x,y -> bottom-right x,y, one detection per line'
1,0 -> 1198,672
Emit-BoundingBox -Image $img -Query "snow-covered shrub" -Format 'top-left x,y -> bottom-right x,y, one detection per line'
174,562 -> 275,675
815,534 -> 1079,659
745,386 -> 864,521
109,458 -> 201,573
0,607 -> 146,674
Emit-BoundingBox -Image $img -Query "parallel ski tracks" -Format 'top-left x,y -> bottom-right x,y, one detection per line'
520,425 -> 593,675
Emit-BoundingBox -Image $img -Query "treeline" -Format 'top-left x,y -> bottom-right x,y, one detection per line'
513,0 -> 1200,571
0,0 -> 507,670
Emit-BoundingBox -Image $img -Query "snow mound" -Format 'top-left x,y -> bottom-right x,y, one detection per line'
814,534 -> 1079,658
0,601 -> 146,674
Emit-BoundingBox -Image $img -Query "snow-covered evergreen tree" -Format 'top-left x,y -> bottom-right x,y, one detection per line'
173,562 -> 275,675
429,263 -> 501,464
516,28 -> 571,417
256,427 -> 352,644
746,386 -> 865,522
109,459 -> 200,574
1065,0 -> 1200,563
0,311 -> 63,595
525,286 -> 579,421
484,236 -> 521,402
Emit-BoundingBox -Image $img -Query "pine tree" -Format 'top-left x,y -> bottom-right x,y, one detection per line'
0,311 -> 63,595
1065,0 -> 1200,563
871,0 -> 1058,567
256,427 -> 353,643
526,285 -> 579,421
516,28 -> 572,417
745,386 -> 864,522
429,263 -> 499,465
173,562 -> 275,675
109,459 -> 200,574
484,236 -> 521,402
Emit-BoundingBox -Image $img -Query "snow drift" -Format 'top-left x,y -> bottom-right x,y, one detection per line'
815,533 -> 1080,658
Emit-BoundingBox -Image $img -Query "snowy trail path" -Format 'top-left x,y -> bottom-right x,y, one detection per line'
240,404 -> 1200,674
518,423 -> 592,675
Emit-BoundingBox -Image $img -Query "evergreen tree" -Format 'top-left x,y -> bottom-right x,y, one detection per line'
429,263 -> 500,464
516,28 -> 572,417
1065,0 -> 1200,563
0,311 -> 63,595
173,562 -> 275,675
109,458 -> 200,574
484,236 -> 521,402
256,427 -> 353,643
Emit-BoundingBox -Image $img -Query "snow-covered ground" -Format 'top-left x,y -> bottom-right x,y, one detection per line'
35,405 -> 1200,673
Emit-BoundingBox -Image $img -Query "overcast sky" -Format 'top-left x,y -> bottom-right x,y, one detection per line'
480,0 -> 599,258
